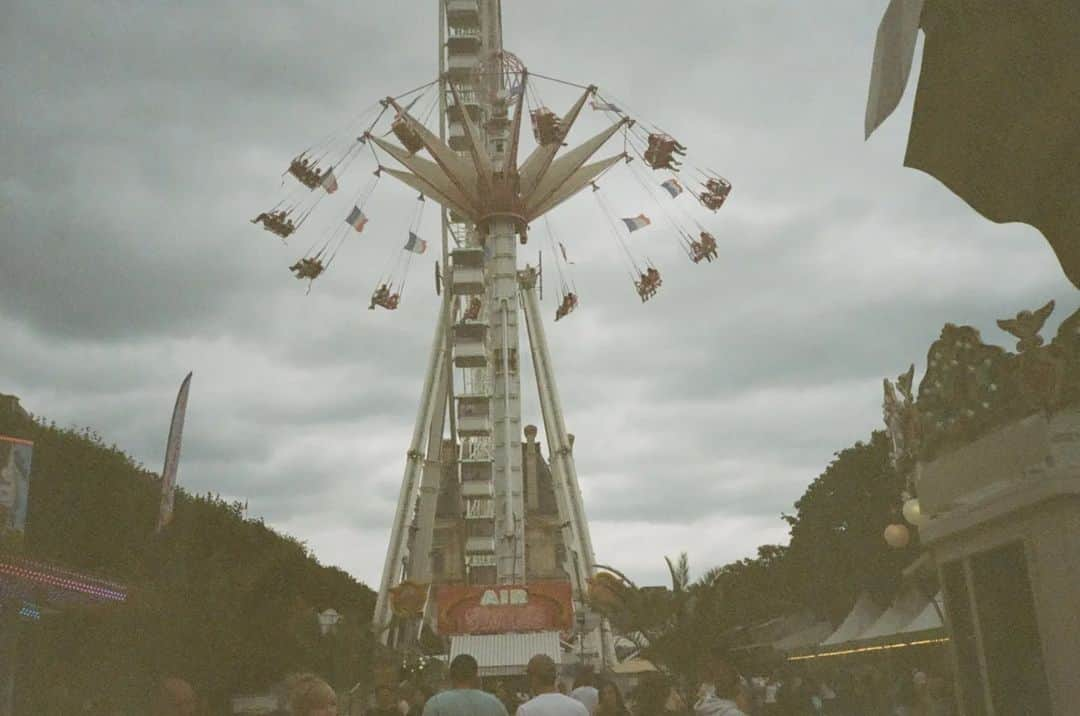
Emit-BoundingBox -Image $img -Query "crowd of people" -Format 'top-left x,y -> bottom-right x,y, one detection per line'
147,648 -> 954,716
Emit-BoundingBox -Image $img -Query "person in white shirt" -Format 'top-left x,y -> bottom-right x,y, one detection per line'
569,665 -> 599,714
516,655 -> 588,716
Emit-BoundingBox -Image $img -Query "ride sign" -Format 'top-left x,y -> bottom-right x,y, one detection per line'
436,581 -> 573,635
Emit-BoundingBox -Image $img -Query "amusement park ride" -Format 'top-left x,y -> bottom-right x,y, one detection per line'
251,1 -> 732,660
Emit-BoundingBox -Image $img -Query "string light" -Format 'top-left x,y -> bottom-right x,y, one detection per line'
0,561 -> 127,602
18,602 -> 42,621
787,637 -> 950,661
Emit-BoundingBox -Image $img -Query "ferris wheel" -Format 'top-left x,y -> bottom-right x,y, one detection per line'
250,0 -> 733,654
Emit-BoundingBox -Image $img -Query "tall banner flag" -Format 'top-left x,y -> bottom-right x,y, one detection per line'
0,435 -> 33,547
345,206 -> 369,232
621,213 -> 652,232
404,231 -> 428,254
156,372 -> 192,533
660,178 -> 683,198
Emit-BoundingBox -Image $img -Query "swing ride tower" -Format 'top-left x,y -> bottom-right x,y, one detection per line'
371,0 -> 621,658
255,0 -> 732,667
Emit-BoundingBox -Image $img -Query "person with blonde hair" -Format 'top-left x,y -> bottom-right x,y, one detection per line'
152,677 -> 198,716
286,673 -> 338,716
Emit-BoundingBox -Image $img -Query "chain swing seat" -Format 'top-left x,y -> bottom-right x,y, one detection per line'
251,209 -> 297,238
288,154 -> 328,189
690,231 -> 718,263
554,291 -> 578,321
369,283 -> 402,311
643,133 -> 684,171
634,267 -> 662,302
530,107 -> 563,146
391,114 -> 426,155
699,176 -> 731,211
289,256 -> 325,281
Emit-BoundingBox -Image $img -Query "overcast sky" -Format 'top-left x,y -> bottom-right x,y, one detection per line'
2,1 -> 1076,589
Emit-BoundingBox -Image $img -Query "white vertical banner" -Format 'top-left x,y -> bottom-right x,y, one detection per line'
156,372 -> 192,533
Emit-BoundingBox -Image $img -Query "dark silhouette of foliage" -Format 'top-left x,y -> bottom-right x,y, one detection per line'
0,395 -> 376,713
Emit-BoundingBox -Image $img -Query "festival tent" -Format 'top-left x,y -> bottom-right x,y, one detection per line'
900,592 -> 945,636
772,620 -> 835,652
819,592 -> 885,647
865,0 -> 1080,288
856,585 -> 929,642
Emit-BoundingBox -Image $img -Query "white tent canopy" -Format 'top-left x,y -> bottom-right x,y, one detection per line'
858,586 -> 928,641
901,592 -> 944,634
821,592 -> 885,646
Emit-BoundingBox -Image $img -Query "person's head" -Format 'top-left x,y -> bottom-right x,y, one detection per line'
373,684 -> 395,708
449,654 -> 480,689
598,680 -> 626,711
409,684 -> 430,707
287,674 -> 337,716
152,677 -> 197,716
525,654 -> 558,694
494,681 -> 509,698
705,645 -> 740,699
573,665 -> 596,689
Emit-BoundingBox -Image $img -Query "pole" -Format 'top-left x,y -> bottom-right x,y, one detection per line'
372,298 -> 450,642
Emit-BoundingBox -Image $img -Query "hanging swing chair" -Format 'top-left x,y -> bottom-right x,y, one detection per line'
554,290 -> 578,321
251,209 -> 297,239
369,282 -> 402,311
689,231 -> 718,264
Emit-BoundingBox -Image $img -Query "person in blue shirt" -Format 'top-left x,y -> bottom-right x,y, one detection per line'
422,654 -> 509,716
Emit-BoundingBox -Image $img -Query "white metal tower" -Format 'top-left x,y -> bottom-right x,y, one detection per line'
371,0 -> 622,660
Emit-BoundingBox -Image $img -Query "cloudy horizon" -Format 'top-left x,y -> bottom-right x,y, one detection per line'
2,1 -> 1077,589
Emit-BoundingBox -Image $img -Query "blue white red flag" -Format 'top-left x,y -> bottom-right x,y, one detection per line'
404,232 -> 428,254
345,206 -> 368,232
320,170 -> 338,194
621,214 -> 652,232
660,178 -> 683,198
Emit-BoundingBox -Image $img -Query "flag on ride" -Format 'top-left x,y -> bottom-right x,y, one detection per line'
156,372 -> 192,534
404,231 -> 428,254
621,214 -> 652,232
660,178 -> 683,198
320,170 -> 338,194
590,100 -> 621,113
559,242 -> 575,264
345,206 -> 368,232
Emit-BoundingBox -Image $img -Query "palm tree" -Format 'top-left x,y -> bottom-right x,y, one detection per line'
590,553 -> 727,704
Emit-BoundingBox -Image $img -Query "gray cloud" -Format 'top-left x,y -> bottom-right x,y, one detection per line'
2,0 -> 1076,588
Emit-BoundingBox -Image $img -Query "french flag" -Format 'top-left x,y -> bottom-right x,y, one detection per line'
320,170 -> 339,194
621,214 -> 652,233
404,231 -> 428,254
345,206 -> 368,232
660,178 -> 683,198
